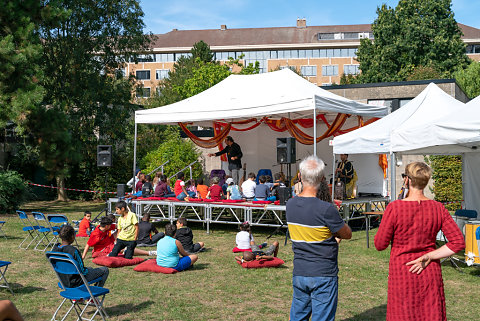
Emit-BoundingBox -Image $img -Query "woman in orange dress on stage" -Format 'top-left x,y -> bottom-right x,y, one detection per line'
375,162 -> 465,321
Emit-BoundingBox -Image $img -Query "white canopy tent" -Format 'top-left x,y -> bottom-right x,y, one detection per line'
133,69 -> 388,191
332,83 -> 466,199
390,95 -> 480,216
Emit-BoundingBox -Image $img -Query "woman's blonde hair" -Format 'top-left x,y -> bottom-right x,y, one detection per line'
405,162 -> 432,189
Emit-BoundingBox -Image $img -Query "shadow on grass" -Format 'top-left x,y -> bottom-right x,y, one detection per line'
341,304 -> 387,321
192,263 -> 210,270
12,284 -> 47,294
106,300 -> 154,317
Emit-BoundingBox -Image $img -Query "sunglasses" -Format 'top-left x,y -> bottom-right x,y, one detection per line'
401,173 -> 410,179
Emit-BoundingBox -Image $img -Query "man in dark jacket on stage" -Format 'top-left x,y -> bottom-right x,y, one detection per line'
208,136 -> 243,184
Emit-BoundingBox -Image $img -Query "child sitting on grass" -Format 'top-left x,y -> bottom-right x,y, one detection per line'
53,225 -> 109,288
82,216 -> 156,259
137,213 -> 165,246
175,218 -> 205,254
156,223 -> 198,271
235,240 -> 279,263
235,221 -> 254,250
206,176 -> 224,201
76,211 -> 92,237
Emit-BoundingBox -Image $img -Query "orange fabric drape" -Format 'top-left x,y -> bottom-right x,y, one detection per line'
214,122 -> 228,161
178,122 -> 231,149
179,114 -> 379,148
379,154 -> 388,178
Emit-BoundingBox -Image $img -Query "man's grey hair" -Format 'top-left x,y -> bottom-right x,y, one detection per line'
299,155 -> 325,188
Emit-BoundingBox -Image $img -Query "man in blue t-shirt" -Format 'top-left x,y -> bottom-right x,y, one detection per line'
286,155 -> 352,321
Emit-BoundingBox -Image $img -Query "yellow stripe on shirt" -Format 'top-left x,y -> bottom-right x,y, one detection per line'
288,223 -> 333,243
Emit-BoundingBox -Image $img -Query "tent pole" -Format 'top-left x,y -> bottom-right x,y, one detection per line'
390,152 -> 396,202
133,122 -> 138,194
332,153 -> 336,203
313,106 -> 317,156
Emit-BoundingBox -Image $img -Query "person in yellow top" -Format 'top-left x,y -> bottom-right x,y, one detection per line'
108,201 -> 139,259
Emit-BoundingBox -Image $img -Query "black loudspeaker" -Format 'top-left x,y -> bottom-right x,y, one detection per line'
276,137 -> 296,164
278,186 -> 292,205
117,184 -> 126,197
97,145 -> 112,167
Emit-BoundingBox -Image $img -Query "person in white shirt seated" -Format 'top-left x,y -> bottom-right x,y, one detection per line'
241,172 -> 256,201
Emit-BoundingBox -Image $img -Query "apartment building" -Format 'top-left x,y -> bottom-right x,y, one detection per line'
128,19 -> 480,98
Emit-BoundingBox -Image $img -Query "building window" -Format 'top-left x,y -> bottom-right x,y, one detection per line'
466,44 -> 480,54
136,54 -> 155,62
280,65 -> 297,72
301,66 -> 317,76
136,70 -> 150,80
322,65 -> 338,76
136,87 -> 151,98
156,69 -> 169,80
344,64 -> 360,75
175,52 -> 192,61
155,53 -> 175,62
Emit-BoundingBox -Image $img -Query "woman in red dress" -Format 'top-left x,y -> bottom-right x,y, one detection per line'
375,162 -> 465,321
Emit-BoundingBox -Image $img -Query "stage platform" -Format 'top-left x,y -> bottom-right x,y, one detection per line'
107,196 -> 389,233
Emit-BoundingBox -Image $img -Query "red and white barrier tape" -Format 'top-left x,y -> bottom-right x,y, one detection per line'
27,182 -> 116,194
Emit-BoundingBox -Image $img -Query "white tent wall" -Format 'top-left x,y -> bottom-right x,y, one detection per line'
462,153 -> 480,218
213,121 -> 384,195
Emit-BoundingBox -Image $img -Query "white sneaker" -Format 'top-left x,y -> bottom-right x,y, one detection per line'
148,250 -> 157,256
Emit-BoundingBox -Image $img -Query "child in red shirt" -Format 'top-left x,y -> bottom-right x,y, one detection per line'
206,176 -> 224,201
82,216 -> 115,259
76,211 -> 92,237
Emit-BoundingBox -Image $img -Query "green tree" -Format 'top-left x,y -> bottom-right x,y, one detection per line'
191,40 -> 215,63
455,61 -> 480,98
140,127 -> 203,184
0,0 -> 44,127
425,155 -> 463,211
356,0 -> 470,83
30,0 -> 151,200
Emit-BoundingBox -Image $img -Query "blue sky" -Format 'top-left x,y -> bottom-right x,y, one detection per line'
139,0 -> 480,34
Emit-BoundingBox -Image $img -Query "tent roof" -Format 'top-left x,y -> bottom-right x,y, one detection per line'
332,83 -> 465,154
390,93 -> 480,155
135,69 -> 387,125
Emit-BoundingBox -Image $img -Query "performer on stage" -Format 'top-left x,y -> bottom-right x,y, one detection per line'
208,136 -> 243,184
335,154 -> 356,199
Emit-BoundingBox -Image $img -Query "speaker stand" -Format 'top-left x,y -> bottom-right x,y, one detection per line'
92,170 -> 109,223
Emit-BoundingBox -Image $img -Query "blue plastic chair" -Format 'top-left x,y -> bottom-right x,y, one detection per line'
32,212 -> 53,251
46,252 -> 109,321
0,260 -> 13,294
256,169 -> 273,184
46,214 -> 80,250
16,210 -> 41,249
0,220 -> 6,239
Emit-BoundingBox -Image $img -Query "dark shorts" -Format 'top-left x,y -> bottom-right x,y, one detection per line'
251,244 -> 276,256
184,243 -> 202,254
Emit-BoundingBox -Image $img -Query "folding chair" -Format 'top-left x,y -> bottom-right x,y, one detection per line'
0,260 -> 13,294
0,220 -> 6,239
16,210 -> 41,249
47,214 -> 80,250
256,169 -> 273,184
46,252 -> 109,321
32,212 -> 53,251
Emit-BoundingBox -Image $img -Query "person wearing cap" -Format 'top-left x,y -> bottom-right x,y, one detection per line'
226,177 -> 242,200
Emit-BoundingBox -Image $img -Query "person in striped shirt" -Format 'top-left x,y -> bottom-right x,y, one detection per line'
286,155 -> 352,321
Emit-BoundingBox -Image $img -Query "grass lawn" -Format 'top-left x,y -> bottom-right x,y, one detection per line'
0,200 -> 479,320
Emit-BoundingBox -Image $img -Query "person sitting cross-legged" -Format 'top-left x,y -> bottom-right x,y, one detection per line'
156,223 -> 198,272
